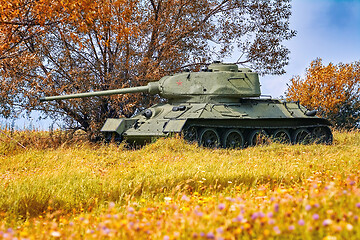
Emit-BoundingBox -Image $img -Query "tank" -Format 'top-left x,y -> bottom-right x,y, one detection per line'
40,62 -> 333,148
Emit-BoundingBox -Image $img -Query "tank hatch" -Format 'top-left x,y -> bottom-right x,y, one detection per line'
208,63 -> 239,72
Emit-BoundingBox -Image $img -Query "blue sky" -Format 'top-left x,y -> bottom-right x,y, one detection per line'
3,0 -> 360,129
259,0 -> 360,97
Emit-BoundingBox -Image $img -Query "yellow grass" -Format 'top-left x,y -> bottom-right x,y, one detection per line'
0,130 -> 359,239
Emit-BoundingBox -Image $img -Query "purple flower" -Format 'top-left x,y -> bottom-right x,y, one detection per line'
267,212 -> 274,218
163,236 -> 170,240
206,232 -> 215,239
102,227 -> 111,235
127,207 -> 135,212
314,203 -> 320,208
218,203 -> 225,210
232,214 -> 243,222
273,226 -> 281,235
350,181 -> 356,186
251,212 -> 259,220
216,227 -> 224,234
298,219 -> 305,226
322,219 -> 332,226
181,195 -> 190,201
195,210 -> 203,217
274,203 -> 279,212
268,219 -> 275,225
192,233 -> 199,238
312,214 -> 319,220
305,205 -> 311,211
288,225 -> 295,231
356,203 -> 360,208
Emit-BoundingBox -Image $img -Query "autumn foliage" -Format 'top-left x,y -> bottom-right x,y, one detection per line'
1,0 -> 296,136
286,58 -> 360,129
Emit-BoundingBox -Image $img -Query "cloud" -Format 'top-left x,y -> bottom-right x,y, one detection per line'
260,0 -> 360,97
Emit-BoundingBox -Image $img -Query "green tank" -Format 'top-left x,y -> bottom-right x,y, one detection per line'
40,62 -> 333,148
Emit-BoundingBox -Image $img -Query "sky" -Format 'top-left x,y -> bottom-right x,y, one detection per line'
2,0 -> 360,129
258,0 -> 360,97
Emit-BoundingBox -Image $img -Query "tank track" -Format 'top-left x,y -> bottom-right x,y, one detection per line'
182,120 -> 333,148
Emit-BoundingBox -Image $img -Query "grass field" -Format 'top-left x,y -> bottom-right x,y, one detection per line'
0,130 -> 360,239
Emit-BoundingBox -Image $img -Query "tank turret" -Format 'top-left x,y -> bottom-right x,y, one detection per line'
40,63 -> 260,103
40,62 -> 333,148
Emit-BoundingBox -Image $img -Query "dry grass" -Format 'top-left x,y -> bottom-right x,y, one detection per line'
0,130 -> 359,239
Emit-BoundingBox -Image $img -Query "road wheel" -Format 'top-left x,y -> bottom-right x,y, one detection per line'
199,128 -> 221,148
182,126 -> 198,143
293,128 -> 312,144
223,129 -> 245,149
248,129 -> 269,146
272,129 -> 291,144
312,126 -> 333,144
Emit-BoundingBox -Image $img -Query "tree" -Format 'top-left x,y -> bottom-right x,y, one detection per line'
1,0 -> 296,136
286,58 -> 360,129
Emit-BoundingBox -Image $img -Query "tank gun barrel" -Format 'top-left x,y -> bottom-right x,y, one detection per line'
40,82 -> 160,102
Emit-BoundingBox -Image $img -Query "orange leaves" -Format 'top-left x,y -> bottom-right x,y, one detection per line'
1,0 -> 296,133
287,58 -> 360,128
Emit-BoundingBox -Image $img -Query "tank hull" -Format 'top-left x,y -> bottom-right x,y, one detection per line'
101,99 -> 332,147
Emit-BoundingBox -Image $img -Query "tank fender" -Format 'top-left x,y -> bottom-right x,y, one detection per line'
100,118 -> 137,135
163,119 -> 187,133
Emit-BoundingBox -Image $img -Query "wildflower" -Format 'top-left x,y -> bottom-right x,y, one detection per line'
288,225 -> 295,231
251,212 -> 259,220
181,195 -> 190,202
268,219 -> 275,225
346,223 -> 353,231
218,203 -> 225,211
51,231 -> 61,238
206,232 -> 215,239
195,210 -> 203,217
232,214 -> 243,222
274,203 -> 279,212
267,212 -> 274,218
322,219 -> 332,226
216,227 -> 224,234
192,233 -> 199,238
298,219 -> 305,226
109,202 -> 115,209
273,226 -> 281,235
127,207 -> 135,212
356,203 -> 360,208
305,205 -> 311,211
323,236 -> 337,240
163,235 -> 170,240
313,214 -> 319,220
225,197 -> 235,202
